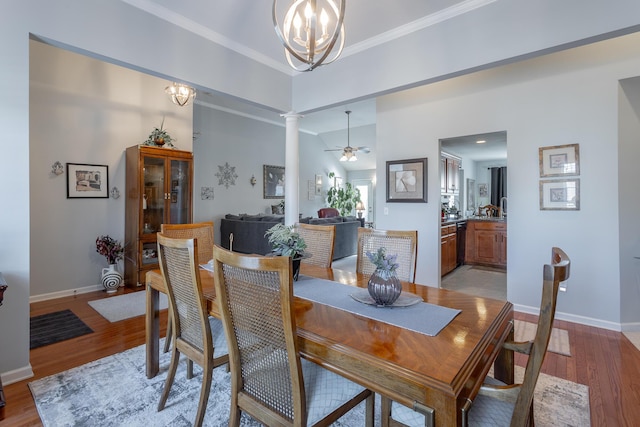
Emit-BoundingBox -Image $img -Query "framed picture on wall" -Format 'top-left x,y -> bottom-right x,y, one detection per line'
539,178 -> 580,210
263,165 -> 285,199
66,163 -> 109,198
385,158 -> 428,203
539,143 -> 580,177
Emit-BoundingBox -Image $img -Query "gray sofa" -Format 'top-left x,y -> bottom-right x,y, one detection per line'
220,214 -> 361,260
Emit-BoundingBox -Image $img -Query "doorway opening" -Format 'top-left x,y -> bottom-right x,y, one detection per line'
439,131 -> 507,300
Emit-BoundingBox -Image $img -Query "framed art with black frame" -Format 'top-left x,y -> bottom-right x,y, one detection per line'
386,158 -> 428,203
66,163 -> 109,199
263,164 -> 285,199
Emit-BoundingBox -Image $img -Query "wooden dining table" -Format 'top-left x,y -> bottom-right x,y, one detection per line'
145,264 -> 513,426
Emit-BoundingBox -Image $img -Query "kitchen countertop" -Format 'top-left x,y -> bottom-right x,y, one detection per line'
441,216 -> 507,225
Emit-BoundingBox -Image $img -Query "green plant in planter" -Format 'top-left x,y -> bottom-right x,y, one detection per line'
326,172 -> 362,216
264,223 -> 307,258
144,117 -> 175,148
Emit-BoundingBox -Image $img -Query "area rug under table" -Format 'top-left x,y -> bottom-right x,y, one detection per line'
29,340 -> 589,427
30,309 -> 93,349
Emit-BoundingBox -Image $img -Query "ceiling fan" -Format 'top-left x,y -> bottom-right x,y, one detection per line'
324,110 -> 370,162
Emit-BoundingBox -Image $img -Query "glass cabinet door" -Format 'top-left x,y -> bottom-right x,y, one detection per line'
142,156 -> 166,235
169,159 -> 191,224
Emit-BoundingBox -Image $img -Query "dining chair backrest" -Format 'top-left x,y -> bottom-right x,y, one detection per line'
212,245 -> 305,424
507,246 -> 571,425
296,223 -> 336,268
157,235 -> 210,361
161,222 -> 214,263
157,234 -> 225,426
356,228 -> 418,283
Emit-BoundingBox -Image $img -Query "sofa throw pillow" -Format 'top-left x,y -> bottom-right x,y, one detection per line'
225,214 -> 242,220
261,215 -> 285,223
343,216 -> 358,222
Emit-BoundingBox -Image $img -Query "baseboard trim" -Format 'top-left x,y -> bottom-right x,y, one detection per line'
30,284 -> 104,303
515,303 -> 622,331
1,364 -> 34,386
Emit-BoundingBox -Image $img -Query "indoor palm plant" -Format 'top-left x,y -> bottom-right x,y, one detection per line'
326,172 -> 362,216
365,247 -> 402,306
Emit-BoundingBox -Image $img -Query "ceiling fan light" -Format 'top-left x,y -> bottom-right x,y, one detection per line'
349,154 -> 357,162
340,153 -> 348,162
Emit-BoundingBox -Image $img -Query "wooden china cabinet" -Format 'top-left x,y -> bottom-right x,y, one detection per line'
124,145 -> 193,287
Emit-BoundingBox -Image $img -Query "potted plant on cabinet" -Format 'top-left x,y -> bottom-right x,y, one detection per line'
326,172 -> 362,216
143,117 -> 175,148
264,223 -> 308,280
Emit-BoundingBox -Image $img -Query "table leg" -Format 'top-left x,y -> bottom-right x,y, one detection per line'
493,322 -> 515,384
146,284 -> 160,379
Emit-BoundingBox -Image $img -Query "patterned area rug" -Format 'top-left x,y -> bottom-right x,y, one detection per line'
515,320 -> 571,356
29,341 -> 589,426
30,309 -> 93,349
88,291 -> 168,322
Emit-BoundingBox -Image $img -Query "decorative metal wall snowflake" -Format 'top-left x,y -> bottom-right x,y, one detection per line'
215,162 -> 238,189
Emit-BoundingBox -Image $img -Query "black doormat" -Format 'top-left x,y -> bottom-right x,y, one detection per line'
30,309 -> 94,349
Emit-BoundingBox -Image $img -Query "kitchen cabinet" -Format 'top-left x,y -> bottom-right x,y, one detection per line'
124,145 -> 193,287
465,220 -> 507,268
441,224 -> 457,276
441,154 -> 460,194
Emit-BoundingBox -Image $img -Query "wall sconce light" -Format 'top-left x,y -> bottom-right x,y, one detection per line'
315,174 -> 322,186
51,161 -> 64,176
110,187 -> 120,199
250,175 -> 257,186
165,82 -> 196,107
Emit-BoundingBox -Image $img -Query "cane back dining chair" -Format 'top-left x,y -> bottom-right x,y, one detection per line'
295,223 -> 336,268
212,245 -> 374,427
156,234 -> 229,427
160,222 -> 214,353
382,247 -> 571,427
356,228 -> 418,283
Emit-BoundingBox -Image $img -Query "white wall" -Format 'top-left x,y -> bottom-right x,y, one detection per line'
618,77 -> 640,330
29,41 -> 193,298
376,33 -> 640,329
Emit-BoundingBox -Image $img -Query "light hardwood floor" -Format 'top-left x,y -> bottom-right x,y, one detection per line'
2,282 -> 640,426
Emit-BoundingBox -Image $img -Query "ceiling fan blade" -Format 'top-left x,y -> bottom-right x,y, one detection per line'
324,148 -> 343,152
355,146 -> 371,153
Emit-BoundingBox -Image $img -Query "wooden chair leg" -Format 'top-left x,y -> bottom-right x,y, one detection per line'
381,396 -> 392,427
187,359 -> 194,379
365,393 -> 375,427
158,348 -> 180,411
163,314 -> 172,353
193,365 -> 213,427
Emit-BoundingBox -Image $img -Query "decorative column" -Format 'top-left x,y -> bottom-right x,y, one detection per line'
282,112 -> 303,226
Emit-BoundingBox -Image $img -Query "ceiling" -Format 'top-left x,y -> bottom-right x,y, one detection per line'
124,0 -> 494,170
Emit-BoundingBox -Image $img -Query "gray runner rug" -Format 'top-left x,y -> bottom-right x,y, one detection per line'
29,340 -> 590,426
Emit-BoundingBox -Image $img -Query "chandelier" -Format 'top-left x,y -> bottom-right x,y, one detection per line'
272,0 -> 346,72
165,82 -> 196,107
